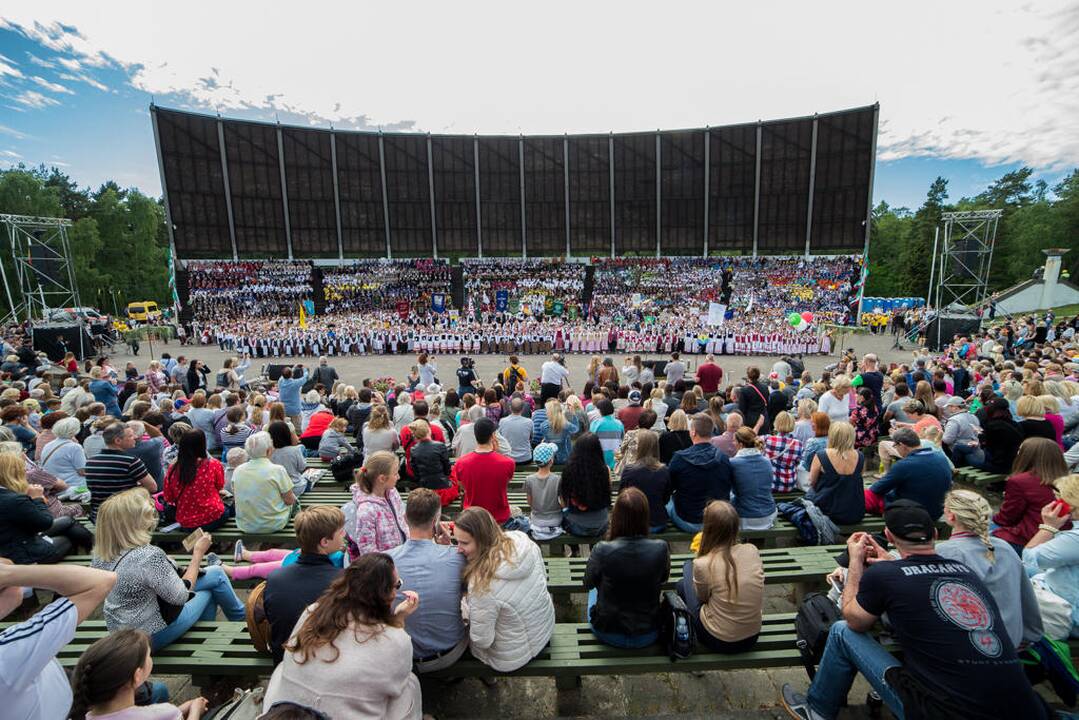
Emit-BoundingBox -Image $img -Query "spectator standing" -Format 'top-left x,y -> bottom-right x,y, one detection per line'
276,365 -> 307,430
695,355 -> 724,397
737,366 -> 771,433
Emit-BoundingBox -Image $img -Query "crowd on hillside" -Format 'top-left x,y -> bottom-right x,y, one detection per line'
461,258 -> 585,317
323,259 -> 453,314
1,308 -> 1078,719
185,261 -> 314,322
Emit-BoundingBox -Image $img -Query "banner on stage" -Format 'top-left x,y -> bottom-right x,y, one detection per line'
495,290 -> 509,313
508,298 -> 521,314
396,300 -> 409,319
707,302 -> 727,325
302,299 -> 315,317
631,293 -> 643,308
553,300 -> 564,317
567,305 -> 578,320
432,293 -> 445,313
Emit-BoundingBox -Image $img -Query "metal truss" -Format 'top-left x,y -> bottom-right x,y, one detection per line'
0,213 -> 82,326
928,209 -> 1002,346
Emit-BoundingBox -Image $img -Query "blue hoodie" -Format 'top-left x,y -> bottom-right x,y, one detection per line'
278,369 -> 308,416
668,442 -> 732,525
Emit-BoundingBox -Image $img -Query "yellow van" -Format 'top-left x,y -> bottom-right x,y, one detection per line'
126,301 -> 161,323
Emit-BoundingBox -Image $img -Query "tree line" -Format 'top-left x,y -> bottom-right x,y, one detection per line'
867,168 -> 1079,301
1,163 -> 1076,320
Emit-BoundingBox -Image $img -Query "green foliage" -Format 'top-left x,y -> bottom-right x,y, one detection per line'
0,165 -> 172,316
868,167 -> 1079,300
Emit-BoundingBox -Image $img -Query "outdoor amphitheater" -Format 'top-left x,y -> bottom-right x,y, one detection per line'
1,7 -> 1078,720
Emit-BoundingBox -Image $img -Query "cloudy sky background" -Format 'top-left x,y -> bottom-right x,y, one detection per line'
1,1 -> 1077,209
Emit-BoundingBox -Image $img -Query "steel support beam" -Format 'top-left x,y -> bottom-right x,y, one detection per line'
702,127 -> 710,258
804,116 -> 818,259
217,119 -> 238,260
150,106 -> 179,265
427,134 -> 437,259
563,136 -> 571,257
752,122 -> 762,258
655,132 -> 662,258
474,136 -> 483,258
330,131 -> 344,260
855,104 -> 879,320
609,134 -> 615,258
519,136 -> 527,258
276,126 -> 293,260
378,133 -> 391,259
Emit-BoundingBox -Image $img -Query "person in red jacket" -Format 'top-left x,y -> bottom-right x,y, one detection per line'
299,407 -> 335,452
991,437 -> 1070,552
399,400 -> 445,479
695,355 -> 723,398
453,418 -> 528,532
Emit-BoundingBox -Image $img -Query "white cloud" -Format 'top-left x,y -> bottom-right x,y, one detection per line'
26,52 -> 55,68
30,75 -> 72,94
1,1 -> 1078,169
0,124 -> 28,139
58,71 -> 106,91
0,53 -> 24,80
1,149 -> 22,159
11,89 -> 60,109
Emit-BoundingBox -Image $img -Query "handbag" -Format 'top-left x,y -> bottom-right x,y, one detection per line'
658,590 -> 695,660
1031,576 -> 1073,641
203,687 -> 265,720
116,548 -> 192,625
794,592 -> 843,680
329,451 -> 362,484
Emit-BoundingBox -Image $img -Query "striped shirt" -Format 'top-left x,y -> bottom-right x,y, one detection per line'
0,597 -> 77,720
85,449 -> 148,520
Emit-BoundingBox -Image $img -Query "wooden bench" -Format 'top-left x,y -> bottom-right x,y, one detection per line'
953,466 -> 1007,489
8,616 -> 808,689
59,544 -> 844,592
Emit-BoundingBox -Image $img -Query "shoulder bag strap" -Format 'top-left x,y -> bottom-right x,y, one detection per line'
40,439 -> 71,467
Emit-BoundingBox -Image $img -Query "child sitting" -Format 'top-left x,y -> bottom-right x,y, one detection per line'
524,442 -> 563,540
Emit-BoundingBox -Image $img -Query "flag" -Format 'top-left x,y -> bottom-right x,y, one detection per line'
298,302 -> 307,329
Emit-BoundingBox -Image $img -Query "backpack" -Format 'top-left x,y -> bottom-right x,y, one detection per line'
659,590 -> 695,660
794,592 -> 842,679
330,452 -> 362,483
506,365 -> 521,392
244,581 -> 273,656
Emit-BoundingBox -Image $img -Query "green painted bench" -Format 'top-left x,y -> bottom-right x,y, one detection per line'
59,544 -> 844,592
953,465 -> 1007,488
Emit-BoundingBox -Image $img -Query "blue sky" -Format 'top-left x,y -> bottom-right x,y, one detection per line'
2,2 -> 1077,210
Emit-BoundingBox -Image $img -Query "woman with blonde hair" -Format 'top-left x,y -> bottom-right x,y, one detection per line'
538,398 -> 578,464
818,375 -> 852,424
1017,395 -> 1056,442
361,405 -> 399,460
761,411 -> 803,493
805,422 -> 865,525
348,450 -> 407,560
676,500 -> 763,653
1024,474 -> 1079,638
937,490 -> 1043,649
585,356 -> 603,387
264,553 -> 422,719
453,506 -> 554,672
0,452 -> 88,563
913,379 -> 940,419
658,409 -> 692,464
1038,394 -> 1066,448
563,394 -> 590,438
644,387 -> 668,430
991,437 -> 1069,550
90,488 -> 245,650
792,398 -> 817,444
246,392 -> 269,430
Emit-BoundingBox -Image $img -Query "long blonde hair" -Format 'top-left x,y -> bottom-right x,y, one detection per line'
0,452 -> 27,493
545,399 -> 566,434
366,405 -> 391,431
456,507 -> 517,594
92,488 -> 157,562
945,490 -> 994,562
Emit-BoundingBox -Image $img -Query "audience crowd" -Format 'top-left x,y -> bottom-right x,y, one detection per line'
1,300 -> 1078,720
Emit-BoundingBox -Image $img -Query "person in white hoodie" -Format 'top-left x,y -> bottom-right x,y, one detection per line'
453,506 -> 555,672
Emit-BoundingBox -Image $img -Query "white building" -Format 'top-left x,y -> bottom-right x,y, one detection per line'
995,249 -> 1079,316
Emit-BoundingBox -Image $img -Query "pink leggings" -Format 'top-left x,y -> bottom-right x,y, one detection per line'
229,549 -> 292,580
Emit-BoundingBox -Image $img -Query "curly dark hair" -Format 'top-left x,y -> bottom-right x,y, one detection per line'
559,432 -> 611,511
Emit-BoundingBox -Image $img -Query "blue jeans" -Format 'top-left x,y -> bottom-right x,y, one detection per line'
950,443 -> 984,468
650,523 -> 668,535
586,589 -> 658,649
150,566 -> 246,650
665,499 -> 703,534
807,621 -> 904,720
502,515 -> 531,534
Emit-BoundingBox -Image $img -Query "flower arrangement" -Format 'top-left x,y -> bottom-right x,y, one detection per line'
372,376 -> 396,394
529,378 -> 542,395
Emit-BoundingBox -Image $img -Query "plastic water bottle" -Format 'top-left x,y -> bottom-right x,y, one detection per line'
675,615 -> 690,645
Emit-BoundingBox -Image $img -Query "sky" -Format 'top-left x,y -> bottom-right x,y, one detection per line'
1,2 -> 1077,210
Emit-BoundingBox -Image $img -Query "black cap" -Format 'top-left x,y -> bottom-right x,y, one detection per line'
884,500 -> 935,543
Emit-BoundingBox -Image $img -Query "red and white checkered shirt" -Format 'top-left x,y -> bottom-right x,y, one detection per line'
763,433 -> 803,492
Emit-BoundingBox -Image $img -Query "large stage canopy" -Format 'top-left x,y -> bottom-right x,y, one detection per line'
151,104 -> 878,260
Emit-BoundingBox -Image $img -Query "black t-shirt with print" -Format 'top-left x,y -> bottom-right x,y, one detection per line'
857,554 -> 1045,719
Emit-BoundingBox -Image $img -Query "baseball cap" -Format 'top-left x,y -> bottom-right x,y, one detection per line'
173,399 -> 190,410
628,390 -> 642,405
532,442 -> 558,466
945,396 -> 965,407
884,500 -> 935,543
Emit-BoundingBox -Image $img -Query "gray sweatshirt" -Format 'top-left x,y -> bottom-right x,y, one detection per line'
936,534 -> 1043,647
942,411 -> 981,447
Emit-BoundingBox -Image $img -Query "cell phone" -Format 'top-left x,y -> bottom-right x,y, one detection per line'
1055,500 -> 1072,518
828,576 -> 844,595
182,528 -> 205,552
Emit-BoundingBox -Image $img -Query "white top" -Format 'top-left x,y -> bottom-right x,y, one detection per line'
540,361 -> 570,386
0,598 -> 77,720
818,391 -> 851,424
40,438 -> 87,485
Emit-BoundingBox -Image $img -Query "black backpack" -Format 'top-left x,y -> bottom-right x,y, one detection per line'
329,452 -> 361,483
506,365 -> 521,391
659,590 -> 695,660
794,592 -> 842,679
